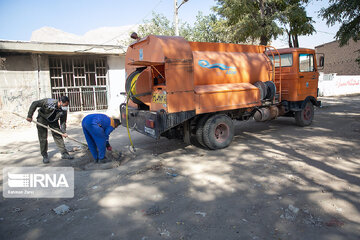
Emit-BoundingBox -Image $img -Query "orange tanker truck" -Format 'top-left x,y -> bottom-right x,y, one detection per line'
120,34 -> 321,150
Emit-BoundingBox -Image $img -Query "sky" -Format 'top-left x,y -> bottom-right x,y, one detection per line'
0,0 -> 340,49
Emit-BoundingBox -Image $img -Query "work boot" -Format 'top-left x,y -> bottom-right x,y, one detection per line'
43,155 -> 49,164
61,152 -> 74,160
98,157 -> 107,164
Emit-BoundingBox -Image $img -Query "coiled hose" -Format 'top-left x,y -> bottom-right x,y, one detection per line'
125,71 -> 142,153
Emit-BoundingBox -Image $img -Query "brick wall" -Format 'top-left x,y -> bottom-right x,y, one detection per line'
315,40 -> 360,75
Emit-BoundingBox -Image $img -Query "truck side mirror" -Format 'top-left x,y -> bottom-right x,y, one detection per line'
316,53 -> 324,70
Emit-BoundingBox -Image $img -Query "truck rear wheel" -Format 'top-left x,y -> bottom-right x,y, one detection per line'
203,114 -> 234,150
195,115 -> 210,148
295,101 -> 314,126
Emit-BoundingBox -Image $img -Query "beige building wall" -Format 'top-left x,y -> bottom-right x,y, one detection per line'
0,40 -> 125,126
0,52 -> 126,121
315,40 -> 360,75
0,53 -> 51,114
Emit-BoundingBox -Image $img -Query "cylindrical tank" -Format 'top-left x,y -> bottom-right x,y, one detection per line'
125,36 -> 274,113
254,106 -> 280,122
189,42 -> 273,86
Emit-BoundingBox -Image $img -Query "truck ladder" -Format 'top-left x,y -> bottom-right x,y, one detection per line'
265,46 -> 282,102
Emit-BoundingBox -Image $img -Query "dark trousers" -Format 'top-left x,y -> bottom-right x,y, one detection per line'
37,116 -> 67,157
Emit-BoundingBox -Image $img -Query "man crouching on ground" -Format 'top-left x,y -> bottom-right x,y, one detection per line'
26,96 -> 74,164
82,114 -> 121,163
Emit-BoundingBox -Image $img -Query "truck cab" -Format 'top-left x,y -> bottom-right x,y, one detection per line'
269,48 -> 319,103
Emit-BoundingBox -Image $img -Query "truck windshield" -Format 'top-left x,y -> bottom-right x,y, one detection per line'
268,53 -> 293,67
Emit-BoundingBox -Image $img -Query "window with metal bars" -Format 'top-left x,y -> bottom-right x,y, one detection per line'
49,56 -> 108,112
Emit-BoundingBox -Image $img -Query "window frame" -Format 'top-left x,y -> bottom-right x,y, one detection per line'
268,53 -> 293,68
49,56 -> 108,112
298,53 -> 315,72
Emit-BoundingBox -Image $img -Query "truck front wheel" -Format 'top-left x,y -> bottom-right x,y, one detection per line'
295,101 -> 314,126
203,114 -> 234,150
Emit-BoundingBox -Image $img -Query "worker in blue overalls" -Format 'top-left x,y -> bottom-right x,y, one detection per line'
82,114 -> 121,163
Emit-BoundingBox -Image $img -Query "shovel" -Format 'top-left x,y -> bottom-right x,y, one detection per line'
12,112 -> 88,148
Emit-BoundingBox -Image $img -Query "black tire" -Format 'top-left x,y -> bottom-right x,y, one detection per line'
295,101 -> 314,127
195,114 -> 211,148
265,81 -> 276,99
203,114 -> 234,150
254,81 -> 268,100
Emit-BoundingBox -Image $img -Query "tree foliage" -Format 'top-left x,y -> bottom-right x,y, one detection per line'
187,12 -> 233,43
135,12 -> 229,43
213,0 -> 284,45
136,12 -> 194,41
320,0 -> 360,46
137,12 -> 175,37
279,0 -> 316,47
214,0 -> 315,47
130,1 -> 315,47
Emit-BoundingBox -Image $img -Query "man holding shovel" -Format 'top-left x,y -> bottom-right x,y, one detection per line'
27,96 -> 74,164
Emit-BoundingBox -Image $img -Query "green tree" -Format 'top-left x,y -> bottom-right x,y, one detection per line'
120,12 -> 183,46
213,0 -> 284,45
137,12 -> 175,37
189,12 -> 229,42
279,0 -> 316,48
214,0 -> 316,47
134,12 -> 230,43
128,1 -> 316,47
320,0 -> 360,46
135,12 -> 193,40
